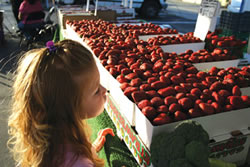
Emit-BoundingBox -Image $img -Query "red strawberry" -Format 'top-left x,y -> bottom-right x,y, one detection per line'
169,103 -> 181,113
140,84 -> 152,91
232,85 -> 242,96
176,93 -> 186,100
218,89 -> 231,98
174,111 -> 187,121
199,103 -> 215,115
209,66 -> 220,75
142,106 -> 157,121
190,88 -> 202,97
147,77 -> 158,84
120,83 -> 130,91
206,76 -> 218,83
157,105 -> 169,113
212,91 -> 225,105
153,114 -> 172,125
116,75 -> 129,83
178,97 -> 193,110
224,104 -> 233,112
185,66 -> 198,74
130,78 -> 142,87
171,76 -> 185,85
188,108 -> 202,118
125,73 -> 138,80
241,96 -> 250,106
164,96 -> 178,106
146,90 -> 160,99
180,83 -> 193,92
229,96 -> 243,108
138,100 -> 152,110
196,71 -> 208,80
131,91 -> 147,103
151,97 -> 164,107
175,86 -> 187,93
151,81 -> 167,90
158,87 -> 176,97
121,68 -> 132,75
210,81 -> 224,91
159,76 -> 171,85
211,102 -> 223,113
124,87 -> 138,97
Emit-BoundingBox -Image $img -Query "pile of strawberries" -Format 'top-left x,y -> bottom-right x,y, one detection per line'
67,20 -> 250,126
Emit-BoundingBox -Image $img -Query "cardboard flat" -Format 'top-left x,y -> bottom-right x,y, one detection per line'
161,42 -> 205,54
135,107 -> 250,149
138,34 -> 178,41
193,59 -> 240,71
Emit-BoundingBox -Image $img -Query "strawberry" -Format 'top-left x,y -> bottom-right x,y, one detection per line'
120,83 -> 130,91
151,97 -> 164,107
131,91 -> 147,103
174,86 -> 187,93
212,92 -> 225,105
241,96 -> 250,106
153,114 -> 172,125
116,75 -> 129,84
158,87 -> 176,97
229,96 -> 243,109
176,93 -> 186,100
142,106 -> 157,121
211,102 -> 223,113
151,81 -> 167,90
140,63 -> 153,71
185,66 -> 198,74
186,77 -> 199,83
188,108 -> 202,118
174,111 -> 187,121
186,93 -> 198,102
171,76 -> 185,85
169,103 -> 181,113
146,90 -> 160,99
140,84 -> 152,91
142,71 -> 153,80
206,76 -> 218,83
190,88 -> 202,97
147,77 -> 158,84
210,81 -> 224,91
218,89 -> 231,98
130,78 -> 142,87
138,100 -> 152,110
199,103 -> 215,115
178,97 -> 193,110
159,76 -> 171,85
124,87 -> 138,97
180,83 -> 193,92
193,83 -> 207,90
164,96 -> 178,106
224,104 -> 233,112
157,105 -> 169,113
125,73 -> 138,80
232,85 -> 242,96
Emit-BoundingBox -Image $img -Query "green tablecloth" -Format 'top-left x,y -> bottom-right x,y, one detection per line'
87,110 -> 139,167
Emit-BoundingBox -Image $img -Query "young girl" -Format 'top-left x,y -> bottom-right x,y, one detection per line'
8,39 -> 115,167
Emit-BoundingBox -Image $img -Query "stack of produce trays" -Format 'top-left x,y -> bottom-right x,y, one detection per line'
64,20 -> 250,153
173,48 -> 240,71
146,32 -> 205,54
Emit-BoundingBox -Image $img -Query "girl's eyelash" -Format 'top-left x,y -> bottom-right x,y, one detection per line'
95,87 -> 100,94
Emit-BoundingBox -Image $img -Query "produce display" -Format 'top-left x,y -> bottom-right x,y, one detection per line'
66,19 -> 250,127
205,30 -> 247,58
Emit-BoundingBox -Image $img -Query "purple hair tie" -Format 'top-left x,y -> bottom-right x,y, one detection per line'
46,41 -> 57,52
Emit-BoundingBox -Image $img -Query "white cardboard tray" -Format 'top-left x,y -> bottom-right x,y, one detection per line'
193,59 -> 240,71
161,42 -> 205,54
135,106 -> 250,149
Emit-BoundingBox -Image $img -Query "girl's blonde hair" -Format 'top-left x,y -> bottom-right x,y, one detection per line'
8,39 -> 104,167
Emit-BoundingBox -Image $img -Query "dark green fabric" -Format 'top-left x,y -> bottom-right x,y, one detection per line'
87,110 -> 139,167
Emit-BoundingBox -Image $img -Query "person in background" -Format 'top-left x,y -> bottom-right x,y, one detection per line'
10,0 -> 23,23
18,0 -> 45,40
8,39 -> 115,167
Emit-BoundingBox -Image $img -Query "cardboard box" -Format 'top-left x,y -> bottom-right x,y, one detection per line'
241,87 -> 250,96
135,106 -> 250,149
160,42 -> 205,54
58,9 -> 98,29
193,59 -> 240,71
139,34 -> 178,41
209,131 -> 250,166
96,10 -> 116,21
